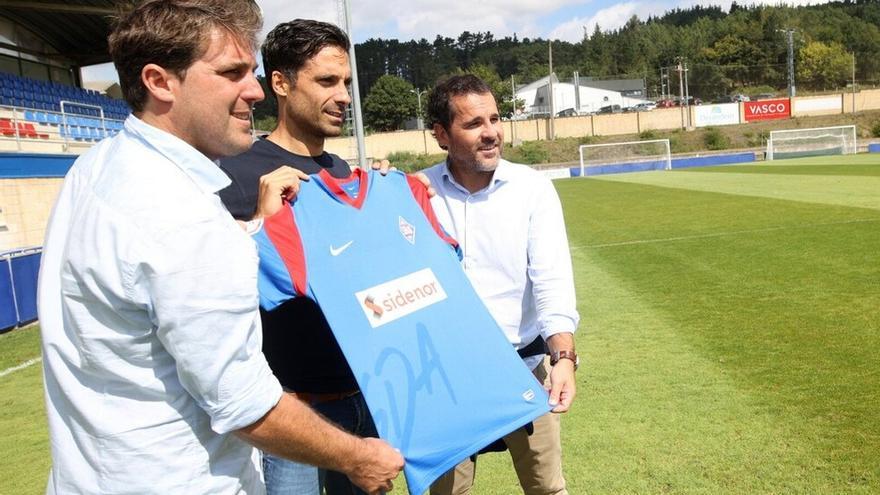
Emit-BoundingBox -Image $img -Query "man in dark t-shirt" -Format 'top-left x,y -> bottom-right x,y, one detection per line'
218,20 -> 379,495
220,139 -> 352,221
219,138 -> 357,396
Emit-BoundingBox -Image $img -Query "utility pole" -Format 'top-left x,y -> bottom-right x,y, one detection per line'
340,0 -> 367,167
410,88 -> 425,129
660,67 -> 669,100
778,28 -> 797,98
510,75 -> 517,144
548,39 -> 555,140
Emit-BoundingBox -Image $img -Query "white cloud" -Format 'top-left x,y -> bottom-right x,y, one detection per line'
258,0 -> 585,42
259,0 -> 838,46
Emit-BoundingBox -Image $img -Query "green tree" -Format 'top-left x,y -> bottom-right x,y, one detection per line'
798,40 -> 850,90
252,75 -> 277,124
462,64 -> 519,118
363,75 -> 418,131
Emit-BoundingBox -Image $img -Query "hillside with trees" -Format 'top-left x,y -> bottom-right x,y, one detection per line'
254,1 -> 880,131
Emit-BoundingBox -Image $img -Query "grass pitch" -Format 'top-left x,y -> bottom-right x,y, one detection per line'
2,154 -> 879,493
476,154 -> 880,493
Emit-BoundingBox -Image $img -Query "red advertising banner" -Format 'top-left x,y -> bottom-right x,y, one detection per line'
744,98 -> 790,122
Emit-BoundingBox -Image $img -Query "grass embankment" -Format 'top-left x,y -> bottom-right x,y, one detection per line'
387,109 -> 880,170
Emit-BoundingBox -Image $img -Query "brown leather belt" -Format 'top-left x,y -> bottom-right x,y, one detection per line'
286,389 -> 360,405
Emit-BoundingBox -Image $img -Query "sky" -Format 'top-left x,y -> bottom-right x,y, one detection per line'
82,0 -> 831,85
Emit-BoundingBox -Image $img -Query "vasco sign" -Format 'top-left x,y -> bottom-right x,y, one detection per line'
744,98 -> 790,122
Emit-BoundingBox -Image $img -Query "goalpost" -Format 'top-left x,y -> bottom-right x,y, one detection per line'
766,125 -> 857,160
578,139 -> 672,177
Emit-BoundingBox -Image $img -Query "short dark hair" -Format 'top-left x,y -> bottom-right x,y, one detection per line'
426,74 -> 494,130
108,0 -> 262,113
261,19 -> 350,85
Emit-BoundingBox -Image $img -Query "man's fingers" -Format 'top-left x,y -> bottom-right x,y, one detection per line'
409,171 -> 436,198
548,383 -> 562,407
547,360 -> 576,413
370,159 -> 394,175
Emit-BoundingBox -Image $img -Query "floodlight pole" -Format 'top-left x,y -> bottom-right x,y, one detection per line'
676,59 -> 685,129
852,52 -> 857,114
683,60 -> 691,128
342,0 -> 367,168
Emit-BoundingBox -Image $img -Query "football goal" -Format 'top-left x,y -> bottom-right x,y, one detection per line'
578,139 -> 671,177
766,125 -> 857,160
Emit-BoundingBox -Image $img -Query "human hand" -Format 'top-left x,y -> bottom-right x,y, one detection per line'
369,159 -> 393,174
346,437 -> 404,494
547,359 -> 577,413
369,159 -> 435,197
254,166 -> 309,219
409,171 -> 435,197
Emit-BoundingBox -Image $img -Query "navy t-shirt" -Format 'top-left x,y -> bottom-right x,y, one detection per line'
218,138 -> 356,393
219,137 -> 352,220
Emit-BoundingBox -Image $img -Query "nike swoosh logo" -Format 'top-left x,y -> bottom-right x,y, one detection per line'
330,240 -> 354,256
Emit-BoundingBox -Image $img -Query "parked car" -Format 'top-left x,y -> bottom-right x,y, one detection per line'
632,102 -> 657,112
597,104 -> 623,114
555,108 -> 578,117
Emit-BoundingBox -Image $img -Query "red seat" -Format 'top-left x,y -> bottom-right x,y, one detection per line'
23,123 -> 49,139
0,118 -> 15,136
17,122 -> 38,138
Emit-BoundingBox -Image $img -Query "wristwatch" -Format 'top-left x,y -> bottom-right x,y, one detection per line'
550,350 -> 579,371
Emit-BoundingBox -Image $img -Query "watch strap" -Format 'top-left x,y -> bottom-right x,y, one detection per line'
550,350 -> 578,370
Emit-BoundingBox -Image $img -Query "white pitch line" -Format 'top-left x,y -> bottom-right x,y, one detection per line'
582,218 -> 880,249
0,357 -> 41,378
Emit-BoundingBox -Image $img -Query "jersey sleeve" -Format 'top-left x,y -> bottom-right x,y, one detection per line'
406,174 -> 461,259
252,203 -> 308,311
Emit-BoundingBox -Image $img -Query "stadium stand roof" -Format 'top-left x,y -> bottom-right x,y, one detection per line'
0,1 -> 119,66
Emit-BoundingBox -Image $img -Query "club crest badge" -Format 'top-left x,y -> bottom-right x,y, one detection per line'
399,216 -> 415,244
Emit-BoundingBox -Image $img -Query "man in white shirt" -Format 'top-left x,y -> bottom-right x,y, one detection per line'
423,74 -> 580,495
37,1 -> 402,494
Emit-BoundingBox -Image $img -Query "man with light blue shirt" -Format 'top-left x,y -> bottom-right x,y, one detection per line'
423,75 -> 580,495
37,1 -> 402,494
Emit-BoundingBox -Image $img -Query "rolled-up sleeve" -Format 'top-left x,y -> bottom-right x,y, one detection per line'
143,214 -> 282,434
527,177 -> 580,339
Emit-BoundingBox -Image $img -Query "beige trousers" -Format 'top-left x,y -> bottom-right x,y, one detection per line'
429,357 -> 567,495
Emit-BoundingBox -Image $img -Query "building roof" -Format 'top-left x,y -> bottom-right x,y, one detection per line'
0,1 -> 119,66
579,78 -> 645,92
516,74 -> 559,93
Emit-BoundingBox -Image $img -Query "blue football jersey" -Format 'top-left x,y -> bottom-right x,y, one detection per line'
253,169 -> 551,494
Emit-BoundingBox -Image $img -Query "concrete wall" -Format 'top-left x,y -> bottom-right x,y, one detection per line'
327,89 -> 880,160
638,107 -> 686,131
0,178 -> 62,250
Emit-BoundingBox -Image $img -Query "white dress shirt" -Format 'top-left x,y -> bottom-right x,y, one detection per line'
38,115 -> 282,494
423,159 -> 579,370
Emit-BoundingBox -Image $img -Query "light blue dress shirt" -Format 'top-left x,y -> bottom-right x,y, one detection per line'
423,159 -> 580,370
38,115 -> 282,494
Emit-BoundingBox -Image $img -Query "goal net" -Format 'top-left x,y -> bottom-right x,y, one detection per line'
578,139 -> 671,176
766,125 -> 857,160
